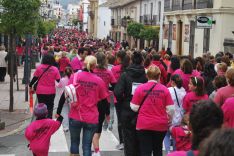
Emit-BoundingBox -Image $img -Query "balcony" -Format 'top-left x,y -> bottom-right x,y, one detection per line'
182,0 -> 193,10
141,15 -> 157,25
196,0 -> 213,9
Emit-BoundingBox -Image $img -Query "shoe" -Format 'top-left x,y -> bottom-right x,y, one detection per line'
92,151 -> 101,156
116,143 -> 124,150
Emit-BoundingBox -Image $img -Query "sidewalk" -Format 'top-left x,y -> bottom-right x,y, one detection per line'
0,66 -> 34,137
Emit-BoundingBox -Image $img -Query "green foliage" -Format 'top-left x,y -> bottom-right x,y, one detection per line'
140,27 -> 159,41
72,19 -> 79,26
127,22 -> 144,40
37,19 -> 56,37
0,0 -> 41,34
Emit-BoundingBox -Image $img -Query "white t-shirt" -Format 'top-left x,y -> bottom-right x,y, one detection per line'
168,87 -> 186,126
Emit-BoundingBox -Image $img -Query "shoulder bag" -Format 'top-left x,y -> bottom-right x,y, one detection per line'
33,65 -> 51,91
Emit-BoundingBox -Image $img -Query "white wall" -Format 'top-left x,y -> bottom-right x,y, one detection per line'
97,6 -> 111,39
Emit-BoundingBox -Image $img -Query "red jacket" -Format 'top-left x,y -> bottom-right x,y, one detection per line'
152,61 -> 167,85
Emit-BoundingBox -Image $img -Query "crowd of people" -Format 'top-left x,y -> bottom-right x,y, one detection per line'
24,28 -> 234,156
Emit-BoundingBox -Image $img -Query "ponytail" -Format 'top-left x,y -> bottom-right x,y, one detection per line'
84,56 -> 97,72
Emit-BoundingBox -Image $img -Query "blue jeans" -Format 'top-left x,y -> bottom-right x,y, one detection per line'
69,118 -> 98,156
163,131 -> 176,154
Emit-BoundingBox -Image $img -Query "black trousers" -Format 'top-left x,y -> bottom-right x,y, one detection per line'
0,67 -> 6,82
137,130 -> 167,156
37,94 -> 56,119
122,123 -> 140,156
115,102 -> 124,144
96,99 -> 110,133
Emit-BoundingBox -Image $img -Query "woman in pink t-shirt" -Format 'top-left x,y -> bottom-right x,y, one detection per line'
172,59 -> 200,92
56,56 -> 108,156
214,68 -> 234,106
29,54 -> 61,119
131,65 -> 174,156
221,97 -> 234,128
92,52 -> 117,155
183,77 -> 208,114
168,100 -> 223,156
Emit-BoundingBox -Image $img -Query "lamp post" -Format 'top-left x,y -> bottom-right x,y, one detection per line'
0,5 -> 5,130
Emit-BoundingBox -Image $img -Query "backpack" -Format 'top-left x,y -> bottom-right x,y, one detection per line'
64,71 -> 81,106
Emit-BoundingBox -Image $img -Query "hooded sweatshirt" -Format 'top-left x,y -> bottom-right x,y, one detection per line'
114,64 -> 147,123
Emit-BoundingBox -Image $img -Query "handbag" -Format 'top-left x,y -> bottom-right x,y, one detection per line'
33,65 -> 51,91
131,83 -> 157,126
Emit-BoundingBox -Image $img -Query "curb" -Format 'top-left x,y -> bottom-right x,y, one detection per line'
0,108 -> 33,138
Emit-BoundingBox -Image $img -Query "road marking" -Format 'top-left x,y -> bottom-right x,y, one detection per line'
49,125 -> 69,152
99,130 -> 119,151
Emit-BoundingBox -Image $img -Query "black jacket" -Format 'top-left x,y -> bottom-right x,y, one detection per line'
114,64 -> 147,123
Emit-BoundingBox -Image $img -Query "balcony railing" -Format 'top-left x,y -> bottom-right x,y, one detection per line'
111,19 -> 115,26
164,0 -> 171,12
117,16 -> 121,26
172,0 -> 181,11
164,0 -> 213,11
182,0 -> 193,10
140,16 -> 143,23
196,0 -> 213,9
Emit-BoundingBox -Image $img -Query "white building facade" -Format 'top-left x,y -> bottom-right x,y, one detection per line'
163,0 -> 234,58
97,0 -> 112,39
81,0 -> 90,32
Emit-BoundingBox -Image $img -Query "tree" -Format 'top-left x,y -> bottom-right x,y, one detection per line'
140,27 -> 159,42
127,22 -> 144,46
37,20 -> 56,37
0,0 -> 41,112
72,19 -> 79,26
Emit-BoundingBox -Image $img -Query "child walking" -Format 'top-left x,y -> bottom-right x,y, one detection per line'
25,103 -> 63,156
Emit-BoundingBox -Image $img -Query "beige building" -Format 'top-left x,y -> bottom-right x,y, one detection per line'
88,0 -> 99,38
163,0 -> 234,57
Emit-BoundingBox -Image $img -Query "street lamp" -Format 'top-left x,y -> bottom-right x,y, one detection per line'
0,5 -> 5,130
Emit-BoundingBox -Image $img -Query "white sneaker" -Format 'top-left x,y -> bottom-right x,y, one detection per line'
116,143 -> 124,150
92,152 -> 101,156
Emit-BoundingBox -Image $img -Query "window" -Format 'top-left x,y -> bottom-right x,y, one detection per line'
196,0 -> 213,9
158,1 -> 161,23
203,28 -> 210,53
172,0 -> 181,10
150,3 -> 153,24
164,0 -> 171,12
144,4 -> 147,15
182,0 -> 193,10
104,21 -> 106,26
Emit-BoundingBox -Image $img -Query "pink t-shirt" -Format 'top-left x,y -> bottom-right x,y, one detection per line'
93,68 -> 117,89
183,92 -> 209,114
222,97 -> 234,128
214,85 -> 234,106
58,57 -> 70,72
111,64 -> 122,81
25,119 -> 61,156
68,71 -> 109,124
70,55 -> 83,71
173,69 -> 200,92
34,64 -> 60,94
171,126 -> 191,151
131,82 -> 173,131
167,151 -> 199,156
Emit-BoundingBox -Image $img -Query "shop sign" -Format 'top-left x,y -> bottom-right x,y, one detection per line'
196,16 -> 213,29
